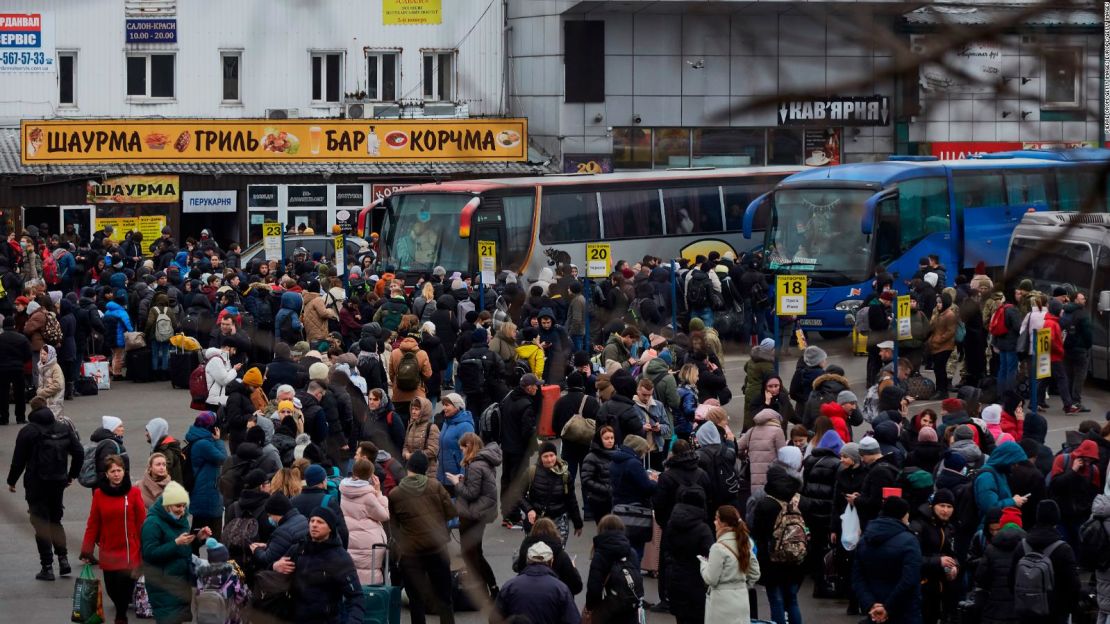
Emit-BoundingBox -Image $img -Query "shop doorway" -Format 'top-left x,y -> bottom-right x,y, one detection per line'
180,212 -> 238,246
21,206 -> 60,239
62,206 -> 93,246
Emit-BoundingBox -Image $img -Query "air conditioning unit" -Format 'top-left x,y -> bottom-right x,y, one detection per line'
423,103 -> 457,117
346,103 -> 366,119
371,104 -> 401,118
265,108 -> 298,120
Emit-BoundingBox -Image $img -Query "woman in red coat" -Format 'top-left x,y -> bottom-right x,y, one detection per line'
80,455 -> 146,624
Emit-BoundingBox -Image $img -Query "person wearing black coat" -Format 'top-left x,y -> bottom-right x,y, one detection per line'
852,496 -> 923,624
1017,500 -> 1079,624
518,442 -> 582,543
499,379 -> 540,522
663,489 -> 715,624
551,372 -> 599,485
362,389 -> 405,458
221,379 -> 256,452
906,430 -> 945,475
855,448 -> 902,530
831,444 -> 867,613
429,295 -> 459,366
595,370 -> 644,444
264,343 -> 303,395
252,494 -> 309,569
285,507 -> 364,624
973,522 -> 1024,624
511,530 -> 584,595
800,434 -> 841,596
0,324 -> 32,424
580,431 -> 616,522
57,299 -> 78,400
291,466 -> 349,549
752,464 -> 805,623
652,441 -> 712,529
6,404 -> 83,580
73,289 -> 105,365
585,523 -> 642,624
458,338 -> 507,421
1010,440 -> 1048,531
419,327 -> 446,405
909,491 -> 960,624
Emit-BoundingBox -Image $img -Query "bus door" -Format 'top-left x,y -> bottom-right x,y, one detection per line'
953,170 -> 1022,269
472,204 -> 505,283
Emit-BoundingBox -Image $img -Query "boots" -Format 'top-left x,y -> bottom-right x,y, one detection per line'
57,555 -> 71,576
35,564 -> 54,581
64,382 -> 74,400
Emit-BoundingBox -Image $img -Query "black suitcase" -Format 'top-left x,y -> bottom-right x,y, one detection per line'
74,376 -> 99,396
169,351 -> 198,389
126,347 -> 155,383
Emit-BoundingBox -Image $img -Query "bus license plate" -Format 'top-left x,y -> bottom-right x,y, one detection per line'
797,318 -> 823,326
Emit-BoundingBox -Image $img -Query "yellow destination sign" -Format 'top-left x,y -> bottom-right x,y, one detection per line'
86,175 -> 179,204
21,118 -> 528,164
383,0 -> 441,25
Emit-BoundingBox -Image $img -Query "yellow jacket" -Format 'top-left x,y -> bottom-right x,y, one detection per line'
515,343 -> 545,380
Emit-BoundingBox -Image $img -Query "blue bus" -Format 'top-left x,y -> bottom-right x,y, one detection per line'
742,148 -> 1110,333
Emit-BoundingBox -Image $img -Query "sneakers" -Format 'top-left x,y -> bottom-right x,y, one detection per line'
35,565 -> 54,581
1065,405 -> 1081,414
649,600 -> 671,613
501,519 -> 523,530
1078,404 -> 1092,413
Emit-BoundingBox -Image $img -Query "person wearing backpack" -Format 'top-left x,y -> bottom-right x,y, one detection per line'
989,292 -> 1022,394
970,508 -> 1025,624
457,326 -> 507,421
1047,439 -> 1101,549
685,261 -> 721,329
145,292 -> 177,381
585,514 -> 644,624
389,330 -> 432,419
851,496 -> 923,624
6,401 -> 82,581
751,446 -> 807,624
193,538 -> 250,624
1014,500 -> 1080,624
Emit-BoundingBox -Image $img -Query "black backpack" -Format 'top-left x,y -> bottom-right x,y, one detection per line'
181,441 -> 197,492
35,425 -> 73,482
457,355 -> 487,395
604,556 -> 644,612
708,446 -> 741,505
686,270 -> 712,309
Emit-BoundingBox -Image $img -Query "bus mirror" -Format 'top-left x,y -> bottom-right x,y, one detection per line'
862,188 -> 899,236
743,192 -> 771,240
457,196 -> 482,238
1099,291 -> 1110,313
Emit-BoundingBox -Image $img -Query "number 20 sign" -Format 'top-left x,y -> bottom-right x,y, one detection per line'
776,275 -> 807,316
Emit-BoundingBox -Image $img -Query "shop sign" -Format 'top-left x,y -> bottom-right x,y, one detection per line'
563,154 -> 613,174
125,19 -> 176,44
383,0 -> 441,25
86,175 -> 179,204
95,215 -> 167,245
182,190 -> 236,214
21,118 -> 528,164
802,129 -> 841,166
778,96 -> 889,127
371,184 -> 407,203
335,185 -> 364,207
0,13 -> 55,72
930,141 -> 1097,160
248,185 -> 278,208
287,185 -> 327,207
917,37 -> 1000,94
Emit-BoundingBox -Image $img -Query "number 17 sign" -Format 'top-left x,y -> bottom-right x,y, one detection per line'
776,275 -> 807,316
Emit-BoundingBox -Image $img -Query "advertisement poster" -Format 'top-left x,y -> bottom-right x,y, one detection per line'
22,118 -> 527,164
563,154 -> 613,174
802,129 -> 841,166
0,13 -> 55,72
95,215 -> 167,246
930,141 -> 1096,160
86,175 -> 180,204
371,183 -> 407,203
383,0 -> 442,25
917,37 -> 1001,94
125,19 -> 177,44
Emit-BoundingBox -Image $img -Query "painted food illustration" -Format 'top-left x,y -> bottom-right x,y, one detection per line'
261,128 -> 300,154
384,131 -> 409,149
145,132 -> 169,150
174,130 -> 191,152
496,130 -> 521,148
26,127 -> 43,156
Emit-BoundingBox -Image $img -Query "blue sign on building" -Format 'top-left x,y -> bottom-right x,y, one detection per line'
125,19 -> 176,44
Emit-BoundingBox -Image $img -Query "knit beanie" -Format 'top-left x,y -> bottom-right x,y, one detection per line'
918,426 -> 938,443
161,481 -> 189,507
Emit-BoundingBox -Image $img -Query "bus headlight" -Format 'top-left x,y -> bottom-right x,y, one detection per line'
835,299 -> 863,312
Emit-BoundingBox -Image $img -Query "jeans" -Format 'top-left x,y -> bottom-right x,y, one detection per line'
766,582 -> 803,624
1066,349 -> 1089,405
27,482 -> 68,566
932,349 -> 952,395
1050,360 -> 1074,408
997,350 -> 1018,394
398,549 -> 455,624
572,334 -> 586,353
692,307 -> 714,329
151,340 -> 170,371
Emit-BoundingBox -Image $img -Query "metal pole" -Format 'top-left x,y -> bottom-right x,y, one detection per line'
892,287 -> 899,368
584,278 -> 591,350
478,272 -> 485,312
773,313 -> 780,375
1030,339 -> 1038,417
670,260 -> 678,332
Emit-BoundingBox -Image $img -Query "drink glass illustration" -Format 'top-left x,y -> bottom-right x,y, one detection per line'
309,126 -> 323,155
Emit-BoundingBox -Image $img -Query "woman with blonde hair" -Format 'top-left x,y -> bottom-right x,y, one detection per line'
269,466 -> 303,498
413,282 -> 437,323
447,432 -> 502,599
488,321 -> 518,364
139,452 -> 172,509
701,504 -> 760,623
340,458 -> 390,584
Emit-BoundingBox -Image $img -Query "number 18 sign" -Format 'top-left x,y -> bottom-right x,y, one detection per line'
776,275 -> 807,316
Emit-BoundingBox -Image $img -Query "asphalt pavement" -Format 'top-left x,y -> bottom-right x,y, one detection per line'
0,336 -> 1100,623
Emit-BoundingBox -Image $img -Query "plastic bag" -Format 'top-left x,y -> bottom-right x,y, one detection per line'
841,503 -> 861,552
132,575 -> 153,619
71,563 -> 104,623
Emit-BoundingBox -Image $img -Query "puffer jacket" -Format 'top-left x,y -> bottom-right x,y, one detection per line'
184,424 -> 228,518
801,372 -> 852,431
339,477 -> 390,585
103,300 -> 133,348
580,441 -> 615,513
800,446 -> 840,530
403,414 -> 440,477
975,524 -> 1025,624
388,336 -> 432,402
596,393 -> 645,446
520,457 -> 583,530
742,344 -> 776,428
515,342 -> 546,380
253,508 -> 308,569
664,500 -> 716,619
436,409 -> 474,483
455,443 -> 502,524
1091,494 -> 1110,615
926,305 -> 958,354
737,409 -> 786,490
387,474 -> 457,556
141,500 -> 193,623
652,450 -> 712,528
301,291 -> 337,344
852,517 -> 923,624
488,331 -> 517,364
973,442 -> 1026,525
203,348 -> 237,406
273,291 -> 304,342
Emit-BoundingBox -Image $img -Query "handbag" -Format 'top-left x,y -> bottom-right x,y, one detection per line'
561,395 -> 596,446
612,502 -> 654,543
132,575 -> 153,618
71,563 -> 104,623
124,331 -> 146,351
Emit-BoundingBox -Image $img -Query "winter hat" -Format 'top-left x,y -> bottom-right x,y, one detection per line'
777,446 -> 803,471
839,443 -> 861,464
519,373 -> 541,388
160,481 -> 189,507
407,451 -> 429,475
954,425 -> 975,441
1018,278 -> 1034,292
538,441 -> 559,457
1019,438 -> 1041,459
858,436 -> 881,455
310,506 -> 340,533
688,317 -> 706,332
265,492 -> 293,516
999,507 -> 1024,529
308,362 -> 329,382
880,496 -> 910,520
803,346 -> 827,367
610,369 -> 637,399
304,464 -> 327,487
277,400 -> 295,413
981,404 -> 1002,425
941,398 -> 965,413
838,390 -> 859,405
442,393 -> 466,410
984,507 -> 1004,527
1035,499 -> 1061,527
244,469 -> 268,490
943,451 -> 968,472
102,415 -> 123,431
1048,299 -> 1064,316
243,367 -> 264,388
292,341 -> 310,357
471,327 -> 488,344
658,349 -> 673,366
194,411 -> 217,430
826,364 -> 846,377
205,538 -> 229,564
931,488 -> 956,507
918,426 -> 938,443
527,541 -> 554,563
759,338 -> 776,350
246,427 -> 266,447
923,272 -> 938,287
817,430 -> 844,454
623,435 -> 650,457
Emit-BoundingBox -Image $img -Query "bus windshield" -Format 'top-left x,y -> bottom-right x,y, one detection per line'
382,193 -> 472,273
1007,237 -> 1093,296
766,188 -> 873,283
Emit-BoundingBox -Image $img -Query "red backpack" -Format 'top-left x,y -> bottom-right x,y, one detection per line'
189,364 -> 208,410
42,249 -> 59,285
989,303 -> 1012,337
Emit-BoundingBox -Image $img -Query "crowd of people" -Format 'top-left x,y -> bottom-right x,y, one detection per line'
0,224 -> 1107,624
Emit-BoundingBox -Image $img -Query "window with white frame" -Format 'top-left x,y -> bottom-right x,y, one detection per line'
311,52 -> 343,104
422,50 -> 455,101
221,51 -> 241,103
366,51 -> 399,101
126,52 -> 175,99
1042,47 -> 1082,109
58,51 -> 76,106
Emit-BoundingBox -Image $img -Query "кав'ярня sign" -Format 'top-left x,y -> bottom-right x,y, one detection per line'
21,118 -> 528,163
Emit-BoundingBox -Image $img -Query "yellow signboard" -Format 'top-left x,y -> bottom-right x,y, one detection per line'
478,240 -> 496,283
334,235 -> 346,270
95,216 -> 167,249
776,275 -> 807,316
86,175 -> 179,204
262,222 -> 283,261
1036,328 -> 1052,380
585,243 -> 612,278
383,0 -> 441,25
21,118 -> 528,164
896,295 -> 911,340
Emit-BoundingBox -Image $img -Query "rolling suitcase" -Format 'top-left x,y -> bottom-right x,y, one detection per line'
362,543 -> 401,624
169,350 -> 197,389
537,384 -> 561,437
126,347 -> 155,383
640,519 -> 662,577
852,329 -> 868,356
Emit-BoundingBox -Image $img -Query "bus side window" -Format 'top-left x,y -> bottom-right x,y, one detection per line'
1004,171 -> 1051,208
502,195 -> 535,271
600,189 -> 662,239
540,192 -> 600,244
1057,168 -> 1099,212
897,177 -> 950,252
662,186 -> 723,235
953,172 -> 1005,208
723,184 -> 763,231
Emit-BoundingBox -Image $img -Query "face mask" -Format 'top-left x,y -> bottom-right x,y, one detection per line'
268,517 -> 278,527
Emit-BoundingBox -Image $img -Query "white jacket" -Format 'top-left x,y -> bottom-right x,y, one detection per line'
204,348 -> 237,406
700,533 -> 761,624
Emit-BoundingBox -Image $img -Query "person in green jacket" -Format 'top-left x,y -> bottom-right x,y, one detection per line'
142,482 -> 210,624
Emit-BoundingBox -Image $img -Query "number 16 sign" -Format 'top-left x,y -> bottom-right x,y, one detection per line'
776,275 -> 807,316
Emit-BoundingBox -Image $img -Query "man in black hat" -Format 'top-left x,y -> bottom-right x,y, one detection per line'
910,490 -> 959,624
250,493 -> 307,570
498,373 -> 541,526
852,496 -> 922,624
283,506 -> 363,624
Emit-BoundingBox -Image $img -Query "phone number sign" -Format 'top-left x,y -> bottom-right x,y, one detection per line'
0,13 -> 55,72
